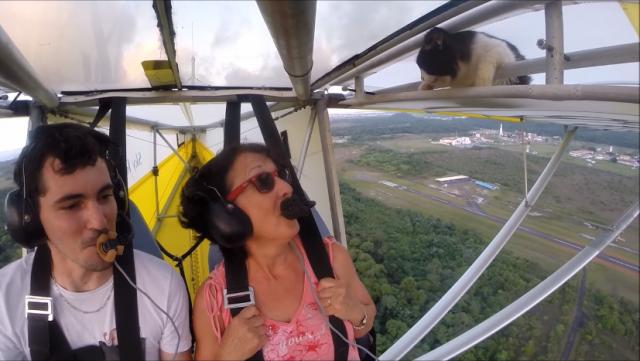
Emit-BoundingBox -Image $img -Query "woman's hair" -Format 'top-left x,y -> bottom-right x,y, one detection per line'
179,143 -> 287,250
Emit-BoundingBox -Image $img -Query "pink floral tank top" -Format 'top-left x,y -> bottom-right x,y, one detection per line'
202,236 -> 360,360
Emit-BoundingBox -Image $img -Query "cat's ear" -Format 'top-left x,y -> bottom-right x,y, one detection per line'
424,29 -> 445,50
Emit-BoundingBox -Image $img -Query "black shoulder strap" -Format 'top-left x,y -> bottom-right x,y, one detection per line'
28,245 -> 142,360
28,246 -> 54,361
29,246 -> 99,361
110,97 -> 145,361
249,95 -> 350,360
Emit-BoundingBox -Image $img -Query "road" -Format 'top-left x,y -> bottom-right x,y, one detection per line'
387,184 -> 639,273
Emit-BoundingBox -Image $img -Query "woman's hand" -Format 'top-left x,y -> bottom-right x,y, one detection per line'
317,277 -> 366,326
218,306 -> 267,360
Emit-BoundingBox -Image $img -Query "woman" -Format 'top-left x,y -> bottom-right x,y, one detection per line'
180,143 -> 375,360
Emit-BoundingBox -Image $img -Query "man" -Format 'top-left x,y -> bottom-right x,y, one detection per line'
0,123 -> 192,360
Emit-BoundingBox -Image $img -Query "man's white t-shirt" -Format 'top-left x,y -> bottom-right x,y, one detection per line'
0,249 -> 192,360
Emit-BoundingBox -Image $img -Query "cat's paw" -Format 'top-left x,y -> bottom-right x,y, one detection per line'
418,82 -> 434,91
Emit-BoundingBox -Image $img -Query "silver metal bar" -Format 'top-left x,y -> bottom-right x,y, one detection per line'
522,129 -> 529,204
153,0 -> 182,89
341,85 -> 640,106
59,89 -> 297,107
0,25 -> 58,108
257,1 -> 316,100
312,1 -> 485,90
419,201 -> 639,361
155,128 -> 190,170
381,127 -> 577,360
326,1 -> 547,88
354,76 -> 365,99
316,98 -> 347,245
296,108 -> 317,177
151,165 -> 190,237
545,1 -> 564,84
376,42 -> 640,94
179,103 -> 194,127
56,105 -> 175,131
153,129 -> 161,222
205,101 -> 295,129
496,42 -> 639,81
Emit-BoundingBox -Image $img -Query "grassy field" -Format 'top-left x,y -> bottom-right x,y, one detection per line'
373,133 -> 639,178
494,143 -> 639,177
336,142 -> 640,304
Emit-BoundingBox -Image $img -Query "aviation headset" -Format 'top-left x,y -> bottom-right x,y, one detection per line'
193,181 -> 253,249
3,125 -> 130,261
189,168 -> 302,249
182,144 -> 298,249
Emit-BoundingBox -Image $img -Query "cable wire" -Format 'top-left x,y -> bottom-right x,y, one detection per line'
290,242 -> 378,361
114,261 -> 181,361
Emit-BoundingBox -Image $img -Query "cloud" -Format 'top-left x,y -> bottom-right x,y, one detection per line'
0,1 -> 151,92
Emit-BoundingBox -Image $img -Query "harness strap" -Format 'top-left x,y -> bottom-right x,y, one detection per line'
28,244 -> 142,359
224,249 -> 264,361
110,97 -> 144,360
28,246 -> 53,361
224,101 -> 241,148
28,246 -> 103,360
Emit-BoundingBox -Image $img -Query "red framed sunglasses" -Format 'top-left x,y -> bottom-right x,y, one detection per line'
226,168 -> 291,202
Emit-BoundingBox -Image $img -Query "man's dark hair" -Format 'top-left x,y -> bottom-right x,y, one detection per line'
179,143 -> 286,253
13,122 -> 114,208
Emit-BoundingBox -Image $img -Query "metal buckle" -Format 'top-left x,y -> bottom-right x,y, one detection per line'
223,287 -> 255,310
25,295 -> 53,321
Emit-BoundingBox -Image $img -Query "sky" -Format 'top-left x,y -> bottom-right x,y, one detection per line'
0,1 -> 638,152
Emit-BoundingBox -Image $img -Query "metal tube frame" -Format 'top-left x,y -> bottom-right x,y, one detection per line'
155,128 -> 190,170
324,1 -> 548,88
375,42 -> 640,95
380,126 -> 578,360
296,108 -> 317,177
311,0 -> 484,90
257,1 -> 316,100
59,89 -> 297,107
419,201 -> 639,361
153,129 -> 161,223
354,76 -> 365,99
545,1 -> 564,84
0,25 -> 58,108
151,165 -> 190,237
153,0 -> 182,89
341,84 -> 640,106
316,98 -> 347,245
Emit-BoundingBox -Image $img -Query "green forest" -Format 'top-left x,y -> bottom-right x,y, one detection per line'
341,182 -> 639,360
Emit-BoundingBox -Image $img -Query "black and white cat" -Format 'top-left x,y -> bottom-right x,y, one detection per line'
416,27 -> 531,90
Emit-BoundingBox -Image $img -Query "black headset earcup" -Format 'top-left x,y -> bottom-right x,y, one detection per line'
206,201 -> 252,248
4,189 -> 45,248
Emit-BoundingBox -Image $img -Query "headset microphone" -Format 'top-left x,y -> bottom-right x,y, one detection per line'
281,195 -> 316,220
96,231 -> 122,262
